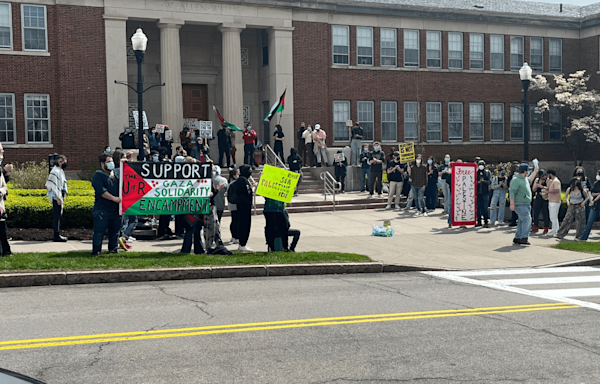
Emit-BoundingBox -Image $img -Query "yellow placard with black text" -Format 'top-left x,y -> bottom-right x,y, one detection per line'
255,164 -> 300,203
399,142 -> 415,163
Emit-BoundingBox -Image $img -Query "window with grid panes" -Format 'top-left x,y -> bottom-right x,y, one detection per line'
448,32 -> 463,69
490,104 -> 504,141
357,27 -> 373,66
490,35 -> 504,70
358,101 -> 374,141
25,94 -> 50,143
530,105 -> 543,141
0,94 -> 14,143
22,4 -> 46,51
550,39 -> 562,72
510,36 -> 524,71
448,103 -> 463,141
470,33 -> 484,69
404,30 -> 419,67
404,102 -> 419,141
0,3 -> 11,49
426,102 -> 441,142
530,37 -> 543,72
333,101 -> 350,141
426,31 -> 441,68
381,101 -> 397,142
510,104 -> 523,141
332,26 -> 349,65
549,106 -> 562,141
469,103 -> 484,141
380,28 -> 396,66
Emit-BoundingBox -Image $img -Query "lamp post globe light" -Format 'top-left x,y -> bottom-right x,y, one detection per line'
132,28 -> 148,161
519,62 -> 533,162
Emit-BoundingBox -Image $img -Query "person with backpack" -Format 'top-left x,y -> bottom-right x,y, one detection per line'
229,165 -> 254,252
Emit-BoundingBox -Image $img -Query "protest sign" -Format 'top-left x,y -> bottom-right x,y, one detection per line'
200,121 -> 213,138
119,161 -> 212,216
165,130 -> 172,141
346,120 -> 353,127
132,111 -> 149,130
451,162 -> 477,226
183,118 -> 199,130
155,124 -> 167,133
334,153 -> 346,163
398,142 -> 415,163
255,164 -> 300,203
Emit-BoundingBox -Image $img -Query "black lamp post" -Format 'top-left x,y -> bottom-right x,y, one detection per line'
519,62 -> 533,162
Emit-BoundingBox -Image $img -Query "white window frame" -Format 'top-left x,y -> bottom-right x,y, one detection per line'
380,28 -> 396,67
490,103 -> 505,141
550,38 -> 562,73
21,4 -> 47,52
0,93 -> 15,144
404,101 -> 419,142
448,102 -> 463,142
358,101 -> 374,141
426,102 -> 442,142
356,27 -> 373,66
490,35 -> 504,71
510,103 -> 523,141
426,31 -> 441,68
469,103 -> 484,141
530,37 -> 544,72
0,2 -> 12,50
333,100 -> 350,141
381,101 -> 397,142
24,93 -> 51,144
530,105 -> 543,142
469,33 -> 484,70
332,25 -> 349,65
448,32 -> 463,69
549,106 -> 562,141
404,29 -> 419,68
510,36 -> 524,71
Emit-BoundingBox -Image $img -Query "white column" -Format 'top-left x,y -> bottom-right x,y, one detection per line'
157,19 -> 185,142
104,15 -> 129,151
219,23 -> 245,165
268,26 -> 295,158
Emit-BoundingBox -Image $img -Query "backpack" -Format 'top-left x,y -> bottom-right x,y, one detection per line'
227,180 -> 239,205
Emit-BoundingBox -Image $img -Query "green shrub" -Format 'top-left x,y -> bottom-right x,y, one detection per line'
10,160 -> 50,189
77,162 -> 99,181
67,180 -> 93,190
5,195 -> 94,229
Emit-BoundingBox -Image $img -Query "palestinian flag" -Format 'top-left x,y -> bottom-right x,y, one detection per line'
264,89 -> 286,122
213,106 -> 242,131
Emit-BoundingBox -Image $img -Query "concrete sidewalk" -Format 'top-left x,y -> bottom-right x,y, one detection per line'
6,207 -> 597,270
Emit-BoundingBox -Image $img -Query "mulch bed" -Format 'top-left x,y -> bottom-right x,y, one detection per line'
8,228 -> 93,241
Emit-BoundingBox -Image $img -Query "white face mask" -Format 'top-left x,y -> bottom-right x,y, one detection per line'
596,175 -> 600,181
479,165 -> 484,171
416,159 -> 421,165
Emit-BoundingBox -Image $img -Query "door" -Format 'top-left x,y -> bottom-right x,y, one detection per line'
182,85 -> 208,120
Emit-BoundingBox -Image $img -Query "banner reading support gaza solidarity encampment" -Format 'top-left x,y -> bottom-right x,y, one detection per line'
255,164 -> 300,203
119,162 -> 212,216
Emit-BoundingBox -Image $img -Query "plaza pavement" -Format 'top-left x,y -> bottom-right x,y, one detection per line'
8,191 -> 598,270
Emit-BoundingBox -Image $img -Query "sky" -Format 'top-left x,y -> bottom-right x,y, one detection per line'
522,0 -> 599,4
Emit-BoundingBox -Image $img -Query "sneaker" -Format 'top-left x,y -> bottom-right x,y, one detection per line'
238,245 -> 253,252
385,204 -> 392,210
414,212 -> 422,217
378,194 -> 383,198
395,205 -> 401,210
484,222 -> 489,228
230,238 -> 239,244
118,237 -> 128,251
513,238 -> 521,245
91,251 -> 101,256
543,227 -> 549,235
520,238 -> 531,245
127,236 -> 136,242
547,231 -> 557,237
368,194 -> 373,198
423,212 -> 428,217
53,235 -> 68,242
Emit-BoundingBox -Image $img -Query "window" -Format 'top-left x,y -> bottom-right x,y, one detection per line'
426,102 -> 441,142
25,94 -> 50,143
332,25 -> 349,65
490,103 -> 504,141
490,35 -> 504,70
22,4 -> 47,51
510,36 -> 524,71
426,31 -> 441,68
470,33 -> 484,69
448,103 -> 463,141
550,38 -> 562,72
530,105 -> 543,141
0,94 -> 14,143
469,103 -> 484,141
510,104 -> 523,141
261,29 -> 268,66
530,37 -> 543,72
404,102 -> 419,141
448,32 -> 463,69
380,28 -> 396,66
357,27 -> 373,66
0,3 -> 11,50
333,101 -> 350,141
549,106 -> 562,141
358,101 -> 374,141
381,101 -> 397,142
404,30 -> 419,67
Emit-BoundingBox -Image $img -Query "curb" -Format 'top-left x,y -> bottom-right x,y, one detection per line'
0,263 -> 444,288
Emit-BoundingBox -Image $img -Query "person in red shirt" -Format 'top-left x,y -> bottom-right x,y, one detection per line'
243,123 -> 257,169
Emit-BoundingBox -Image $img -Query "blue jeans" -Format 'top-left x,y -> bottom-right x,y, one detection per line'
490,190 -> 506,224
120,215 -> 137,238
411,186 -> 425,213
92,209 -> 121,254
351,139 -> 361,166
440,179 -> 450,213
514,204 -> 532,240
361,168 -> 371,192
580,207 -> 600,240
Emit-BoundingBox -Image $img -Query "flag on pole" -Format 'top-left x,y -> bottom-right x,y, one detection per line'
264,89 -> 286,122
213,106 -> 243,131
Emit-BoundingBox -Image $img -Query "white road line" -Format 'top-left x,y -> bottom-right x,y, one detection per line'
451,267 -> 600,277
532,288 -> 600,298
423,271 -> 600,311
489,275 -> 600,286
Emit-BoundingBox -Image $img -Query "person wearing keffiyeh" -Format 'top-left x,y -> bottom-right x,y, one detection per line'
45,155 -> 68,242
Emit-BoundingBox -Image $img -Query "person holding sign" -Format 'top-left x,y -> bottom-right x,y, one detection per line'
386,151 -> 406,210
91,153 -> 122,255
475,160 -> 492,228
509,160 -> 539,245
334,150 -> 348,193
350,122 -> 363,167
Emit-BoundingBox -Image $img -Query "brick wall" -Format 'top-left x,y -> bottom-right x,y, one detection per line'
1,3 -> 107,170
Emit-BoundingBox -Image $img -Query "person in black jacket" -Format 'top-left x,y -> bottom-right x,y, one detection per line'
231,165 -> 254,252
287,148 -> 303,197
119,126 -> 136,149
476,159 -> 492,228
425,156 -> 439,211
217,124 -> 232,168
334,150 -> 348,193
369,142 -> 385,198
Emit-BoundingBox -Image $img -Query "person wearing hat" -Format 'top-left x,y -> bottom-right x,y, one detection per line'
386,151 -> 405,210
509,160 -> 539,245
312,124 -> 329,167
476,160 -> 492,228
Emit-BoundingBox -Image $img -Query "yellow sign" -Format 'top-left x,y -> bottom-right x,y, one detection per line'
399,142 -> 415,163
256,164 -> 301,203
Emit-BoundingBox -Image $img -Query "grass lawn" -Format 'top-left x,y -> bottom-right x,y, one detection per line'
554,242 -> 600,255
0,251 -> 371,273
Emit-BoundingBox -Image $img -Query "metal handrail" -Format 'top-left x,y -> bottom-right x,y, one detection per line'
320,171 -> 342,211
264,144 -> 287,169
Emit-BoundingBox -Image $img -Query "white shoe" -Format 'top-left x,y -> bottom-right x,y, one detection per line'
423,212 -> 428,217
414,212 -> 422,217
378,194 -> 383,198
238,245 -> 253,252
127,236 -> 136,242
385,205 -> 391,210
230,238 -> 239,244
395,205 -> 401,210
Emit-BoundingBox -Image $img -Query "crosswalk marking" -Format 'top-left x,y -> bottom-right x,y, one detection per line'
424,267 -> 600,312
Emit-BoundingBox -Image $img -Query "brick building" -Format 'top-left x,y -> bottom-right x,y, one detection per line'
1,0 -> 600,169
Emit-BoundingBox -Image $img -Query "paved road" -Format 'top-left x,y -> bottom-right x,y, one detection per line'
2,272 -> 600,383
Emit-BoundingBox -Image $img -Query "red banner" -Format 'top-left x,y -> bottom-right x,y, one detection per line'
451,162 -> 477,226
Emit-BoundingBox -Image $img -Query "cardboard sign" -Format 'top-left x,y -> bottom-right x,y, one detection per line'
451,162 -> 477,226
199,121 -> 213,139
132,111 -> 149,130
155,124 -> 167,133
399,142 -> 415,163
165,130 -> 172,141
334,153 -> 346,163
255,164 -> 301,203
346,120 -> 353,127
183,118 -> 199,130
119,161 -> 212,216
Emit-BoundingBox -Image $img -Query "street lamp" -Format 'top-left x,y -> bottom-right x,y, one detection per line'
519,62 -> 533,162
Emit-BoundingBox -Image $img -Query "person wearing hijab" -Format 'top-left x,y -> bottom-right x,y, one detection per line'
230,165 -> 254,252
273,124 -> 285,161
334,149 -> 348,193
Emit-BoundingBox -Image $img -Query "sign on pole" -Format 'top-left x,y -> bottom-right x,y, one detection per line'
132,111 -> 149,130
119,161 -> 212,216
155,124 -> 167,133
398,142 -> 415,163
451,162 -> 477,226
255,164 -> 301,203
